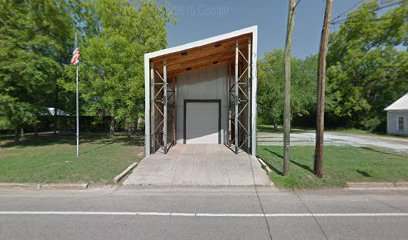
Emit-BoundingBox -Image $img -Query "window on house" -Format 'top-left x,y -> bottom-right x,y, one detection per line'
398,117 -> 404,131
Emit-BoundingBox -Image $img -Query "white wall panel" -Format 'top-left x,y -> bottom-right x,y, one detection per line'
387,111 -> 408,136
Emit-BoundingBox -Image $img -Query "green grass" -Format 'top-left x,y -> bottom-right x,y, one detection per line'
328,128 -> 408,139
0,134 -> 143,184
257,125 -> 311,133
327,128 -> 373,135
257,146 -> 408,189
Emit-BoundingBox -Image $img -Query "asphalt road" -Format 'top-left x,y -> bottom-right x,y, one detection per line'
0,187 -> 407,240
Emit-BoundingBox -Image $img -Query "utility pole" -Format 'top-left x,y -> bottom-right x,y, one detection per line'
283,0 -> 296,175
314,0 -> 333,178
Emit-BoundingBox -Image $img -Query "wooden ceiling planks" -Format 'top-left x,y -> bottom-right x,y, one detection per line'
151,34 -> 251,77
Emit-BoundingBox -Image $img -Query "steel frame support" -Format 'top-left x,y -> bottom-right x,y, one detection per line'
150,63 -> 155,153
150,60 -> 175,154
163,60 -> 168,153
172,77 -> 176,145
247,40 -> 252,150
234,42 -> 239,154
229,40 -> 251,154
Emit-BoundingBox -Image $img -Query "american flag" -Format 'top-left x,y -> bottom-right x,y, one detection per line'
70,37 -> 79,65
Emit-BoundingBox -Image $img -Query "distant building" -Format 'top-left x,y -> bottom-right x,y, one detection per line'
385,93 -> 408,136
39,108 -> 71,116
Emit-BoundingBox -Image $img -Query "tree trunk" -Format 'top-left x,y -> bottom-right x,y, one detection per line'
53,109 -> 57,135
109,118 -> 115,136
34,124 -> 38,137
54,84 -> 59,135
14,127 -> 20,143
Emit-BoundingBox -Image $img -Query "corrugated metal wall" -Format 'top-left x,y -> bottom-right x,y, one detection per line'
176,64 -> 228,144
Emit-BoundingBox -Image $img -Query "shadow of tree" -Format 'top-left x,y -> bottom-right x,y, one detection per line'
265,148 -> 283,158
264,148 -> 314,175
360,146 -> 406,157
1,132 -> 144,148
257,126 -> 312,134
356,169 -> 372,177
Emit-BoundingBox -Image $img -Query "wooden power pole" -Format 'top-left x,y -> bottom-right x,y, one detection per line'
314,0 -> 333,178
283,0 -> 296,175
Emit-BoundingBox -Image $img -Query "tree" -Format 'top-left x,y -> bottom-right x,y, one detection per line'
326,0 -> 408,131
0,0 -> 74,142
258,50 -> 317,127
59,0 -> 173,134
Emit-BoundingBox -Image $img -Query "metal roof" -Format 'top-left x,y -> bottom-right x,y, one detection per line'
385,93 -> 408,111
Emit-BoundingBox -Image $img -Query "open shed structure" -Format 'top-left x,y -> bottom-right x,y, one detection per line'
144,26 -> 258,156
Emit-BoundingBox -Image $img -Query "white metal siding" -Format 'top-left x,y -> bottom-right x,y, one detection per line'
176,64 -> 228,144
387,111 -> 408,136
186,102 -> 219,144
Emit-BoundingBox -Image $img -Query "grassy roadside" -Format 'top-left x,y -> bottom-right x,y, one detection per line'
0,134 -> 143,184
328,128 -> 408,139
257,146 -> 408,189
257,125 -> 312,133
258,124 -> 407,139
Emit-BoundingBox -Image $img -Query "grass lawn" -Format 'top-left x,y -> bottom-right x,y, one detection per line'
257,125 -> 311,133
328,128 -> 408,139
257,146 -> 408,189
0,134 -> 143,184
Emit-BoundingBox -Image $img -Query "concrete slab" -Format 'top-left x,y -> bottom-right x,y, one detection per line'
123,144 -> 271,186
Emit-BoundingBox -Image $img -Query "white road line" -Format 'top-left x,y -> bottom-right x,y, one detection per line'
0,211 -> 407,218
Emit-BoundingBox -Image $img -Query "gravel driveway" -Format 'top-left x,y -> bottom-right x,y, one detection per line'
257,131 -> 408,153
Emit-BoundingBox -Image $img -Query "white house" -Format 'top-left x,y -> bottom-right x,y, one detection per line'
144,26 -> 258,156
385,93 -> 408,136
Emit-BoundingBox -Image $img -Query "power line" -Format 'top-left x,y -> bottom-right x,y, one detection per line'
331,0 -> 366,22
294,0 -> 302,9
331,16 -> 394,25
330,1 -> 403,25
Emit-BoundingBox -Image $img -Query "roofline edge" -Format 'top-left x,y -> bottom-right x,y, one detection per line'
144,25 -> 258,60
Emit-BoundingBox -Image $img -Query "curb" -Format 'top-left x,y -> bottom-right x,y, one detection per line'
256,156 -> 272,174
347,182 -> 408,190
113,162 -> 139,184
255,156 -> 276,187
39,183 -> 88,190
0,183 -> 88,190
0,183 -> 39,190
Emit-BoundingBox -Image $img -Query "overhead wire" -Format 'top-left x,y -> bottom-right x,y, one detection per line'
330,1 -> 404,25
331,0 -> 366,22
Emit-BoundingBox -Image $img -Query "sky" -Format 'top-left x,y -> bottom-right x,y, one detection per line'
163,0 -> 386,59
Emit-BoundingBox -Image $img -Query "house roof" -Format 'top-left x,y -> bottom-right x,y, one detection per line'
144,26 -> 257,77
385,93 -> 408,111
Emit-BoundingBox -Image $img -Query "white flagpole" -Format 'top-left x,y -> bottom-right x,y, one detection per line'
76,64 -> 79,157
74,33 -> 79,157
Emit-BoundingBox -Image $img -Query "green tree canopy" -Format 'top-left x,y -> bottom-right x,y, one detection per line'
59,0 -> 173,133
0,0 -> 74,141
258,49 -> 317,127
327,0 -> 408,130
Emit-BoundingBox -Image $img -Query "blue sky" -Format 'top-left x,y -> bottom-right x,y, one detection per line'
164,0 -> 372,59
